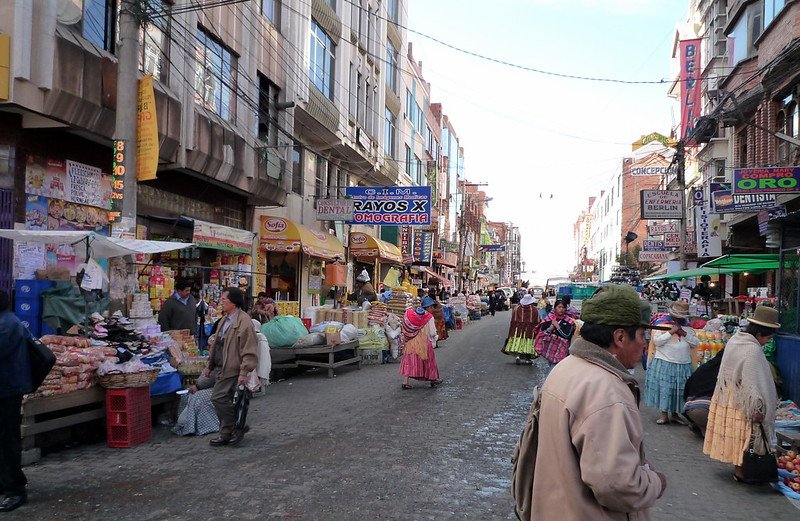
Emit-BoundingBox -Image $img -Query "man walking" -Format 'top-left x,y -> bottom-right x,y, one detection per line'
158,279 -> 197,332
0,291 -> 32,512
531,285 -> 667,520
206,287 -> 258,447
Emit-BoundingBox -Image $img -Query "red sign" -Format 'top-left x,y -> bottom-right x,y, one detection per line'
263,218 -> 288,233
679,39 -> 702,144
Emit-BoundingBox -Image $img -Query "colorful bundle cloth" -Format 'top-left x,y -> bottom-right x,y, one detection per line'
503,303 -> 540,356
534,312 -> 576,364
399,308 -> 440,381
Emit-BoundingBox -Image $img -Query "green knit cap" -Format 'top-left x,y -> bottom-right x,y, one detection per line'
581,285 -> 658,328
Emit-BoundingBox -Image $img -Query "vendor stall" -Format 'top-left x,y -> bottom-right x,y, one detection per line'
348,232 -> 404,291
270,341 -> 361,379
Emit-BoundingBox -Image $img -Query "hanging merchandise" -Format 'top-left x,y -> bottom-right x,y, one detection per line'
326,262 -> 347,286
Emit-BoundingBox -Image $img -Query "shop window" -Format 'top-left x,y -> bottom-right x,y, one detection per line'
194,27 -> 237,123
265,252 -> 299,301
291,146 -> 303,195
261,0 -> 280,26
140,1 -> 170,81
310,19 -> 335,100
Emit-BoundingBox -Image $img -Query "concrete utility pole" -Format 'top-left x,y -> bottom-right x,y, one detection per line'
676,141 -> 687,271
115,0 -> 140,234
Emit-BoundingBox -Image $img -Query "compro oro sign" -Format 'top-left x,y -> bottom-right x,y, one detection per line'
640,190 -> 684,219
733,167 -> 800,194
345,186 -> 431,226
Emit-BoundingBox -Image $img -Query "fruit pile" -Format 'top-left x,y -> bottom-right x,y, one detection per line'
695,330 -> 725,365
778,452 -> 800,491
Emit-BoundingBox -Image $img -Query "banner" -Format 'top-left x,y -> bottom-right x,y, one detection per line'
695,203 -> 721,258
345,186 -> 431,226
316,198 -> 354,221
679,39 -> 702,143
400,226 -> 414,264
710,190 -> 777,213
640,190 -> 684,219
479,244 -> 506,252
137,75 -> 159,181
412,231 -> 433,265
732,166 -> 800,194
192,219 -> 255,254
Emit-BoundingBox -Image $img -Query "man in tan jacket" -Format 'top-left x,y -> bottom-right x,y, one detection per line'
206,287 -> 258,447
531,285 -> 668,520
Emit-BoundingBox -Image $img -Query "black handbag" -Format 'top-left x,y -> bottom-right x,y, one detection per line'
741,423 -> 778,483
28,335 -> 57,392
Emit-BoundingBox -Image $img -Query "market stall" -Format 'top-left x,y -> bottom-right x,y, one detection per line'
348,232 -> 405,290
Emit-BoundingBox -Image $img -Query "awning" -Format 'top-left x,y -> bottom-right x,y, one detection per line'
422,267 -> 452,287
0,230 -> 193,258
348,232 -> 403,264
259,216 -> 344,261
700,254 -> 780,271
643,263 -> 773,282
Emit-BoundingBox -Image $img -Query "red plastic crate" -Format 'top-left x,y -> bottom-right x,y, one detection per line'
105,387 -> 152,448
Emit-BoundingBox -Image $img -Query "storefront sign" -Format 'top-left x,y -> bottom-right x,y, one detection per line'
110,140 -> 127,224
692,188 -> 704,206
685,227 -> 697,254
757,206 -> 788,235
479,244 -> 506,252
640,190 -> 684,219
664,232 -> 681,247
643,239 -> 665,251
648,222 -> 678,235
679,39 -> 702,143
345,186 -> 431,226
193,219 -> 255,254
400,226 -> 414,264
433,251 -> 458,267
66,160 -> 103,208
733,167 -> 800,194
412,231 -> 433,266
710,190 -> 778,213
426,160 -> 438,200
316,198 -> 354,221
137,75 -> 159,181
440,239 -> 459,253
695,203 -> 721,258
638,251 -> 670,262
630,165 -> 678,177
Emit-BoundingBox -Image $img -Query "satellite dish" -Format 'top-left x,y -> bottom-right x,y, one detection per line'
56,0 -> 82,25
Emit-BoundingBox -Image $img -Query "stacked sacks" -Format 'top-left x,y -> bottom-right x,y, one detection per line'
29,336 -> 116,398
367,301 -> 389,326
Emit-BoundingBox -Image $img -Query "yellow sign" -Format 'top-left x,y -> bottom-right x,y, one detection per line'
136,75 -> 159,181
0,35 -> 10,101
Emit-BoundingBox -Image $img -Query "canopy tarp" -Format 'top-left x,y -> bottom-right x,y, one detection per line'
349,232 -> 403,264
0,230 -> 193,258
422,267 -> 452,287
644,264 -> 773,282
258,216 -> 344,261
700,254 -> 780,271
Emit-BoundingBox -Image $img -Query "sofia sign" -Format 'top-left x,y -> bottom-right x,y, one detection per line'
263,218 -> 287,234
733,167 -> 800,194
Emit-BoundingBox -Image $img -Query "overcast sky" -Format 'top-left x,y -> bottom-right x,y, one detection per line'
408,0 -> 689,285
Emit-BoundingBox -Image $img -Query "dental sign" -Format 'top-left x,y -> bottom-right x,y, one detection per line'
733,167 -> 800,194
345,186 -> 431,226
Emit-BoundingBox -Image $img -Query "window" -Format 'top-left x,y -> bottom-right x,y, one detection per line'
387,0 -> 398,23
291,146 -> 303,195
414,155 -> 422,185
310,19 -> 335,99
327,162 -> 337,198
338,170 -> 349,197
194,28 -> 237,122
765,0 -> 787,29
261,0 -> 279,25
777,97 -> 798,165
325,0 -> 335,8
384,108 -> 396,159
405,145 -> 412,176
728,3 -> 763,67
415,103 -> 424,135
386,41 -> 398,92
140,2 -> 169,81
81,0 -> 115,51
406,89 -> 414,123
257,74 -> 279,146
315,156 -> 327,199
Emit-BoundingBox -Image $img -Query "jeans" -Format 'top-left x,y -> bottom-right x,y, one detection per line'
0,395 -> 27,495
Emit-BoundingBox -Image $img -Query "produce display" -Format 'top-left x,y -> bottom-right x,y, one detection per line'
27,336 -> 117,398
776,400 -> 800,427
778,455 -> 800,498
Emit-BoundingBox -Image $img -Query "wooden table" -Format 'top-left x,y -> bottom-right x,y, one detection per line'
270,341 -> 361,378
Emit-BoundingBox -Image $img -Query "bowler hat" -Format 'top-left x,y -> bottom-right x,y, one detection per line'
582,285 -> 670,330
669,301 -> 690,320
747,305 -> 781,329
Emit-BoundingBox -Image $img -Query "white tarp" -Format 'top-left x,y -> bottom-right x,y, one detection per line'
0,230 -> 192,259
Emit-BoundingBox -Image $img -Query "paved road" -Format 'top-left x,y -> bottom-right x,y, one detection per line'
10,313 -> 798,520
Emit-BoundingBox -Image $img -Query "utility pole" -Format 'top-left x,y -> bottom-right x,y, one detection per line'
676,141 -> 687,271
115,0 -> 140,235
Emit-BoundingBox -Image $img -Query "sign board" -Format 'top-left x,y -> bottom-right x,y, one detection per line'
630,165 -> 677,177
733,167 -> 800,194
193,219 -> 255,254
710,190 -> 777,213
316,198 -> 354,221
643,239 -> 665,251
679,39 -> 702,143
109,140 -> 127,224
685,227 -> 697,254
758,205 -> 788,235
479,244 -> 506,252
345,186 -> 431,226
412,231 -> 433,266
638,251 -> 671,262
400,226 -> 414,265
692,188 -> 704,206
136,75 -> 159,181
664,232 -> 681,247
640,190 -> 684,219
648,222 -> 678,235
695,203 -> 721,258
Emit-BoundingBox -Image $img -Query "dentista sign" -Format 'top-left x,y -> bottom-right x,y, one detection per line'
733,167 -> 800,194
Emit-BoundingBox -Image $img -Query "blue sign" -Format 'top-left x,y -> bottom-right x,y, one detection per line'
710,189 -> 777,214
412,231 -> 433,266
345,186 -> 431,226
479,244 -> 506,252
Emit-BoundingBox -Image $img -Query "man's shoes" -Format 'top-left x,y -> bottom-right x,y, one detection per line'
209,436 -> 231,447
0,492 -> 27,512
229,428 -> 246,446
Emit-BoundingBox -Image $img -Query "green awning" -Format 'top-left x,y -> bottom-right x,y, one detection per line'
700,254 -> 780,271
643,264 -> 771,282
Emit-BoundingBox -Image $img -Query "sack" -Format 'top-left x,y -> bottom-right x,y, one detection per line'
28,335 -> 57,392
261,315 -> 309,347
511,386 -> 542,520
741,423 -> 778,483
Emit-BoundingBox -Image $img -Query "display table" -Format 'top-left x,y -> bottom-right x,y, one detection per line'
270,341 -> 361,378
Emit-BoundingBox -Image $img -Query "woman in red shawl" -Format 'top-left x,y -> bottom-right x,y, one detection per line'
400,296 -> 442,389
502,294 -> 540,364
535,300 -> 576,372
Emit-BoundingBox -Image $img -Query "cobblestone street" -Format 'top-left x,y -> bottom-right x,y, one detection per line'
9,314 -> 799,520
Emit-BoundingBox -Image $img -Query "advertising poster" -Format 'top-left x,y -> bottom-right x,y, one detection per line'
13,242 -> 46,279
137,75 -> 159,181
47,198 -> 110,233
66,160 -> 103,208
733,167 -> 800,194
25,155 -> 66,200
25,195 -> 49,230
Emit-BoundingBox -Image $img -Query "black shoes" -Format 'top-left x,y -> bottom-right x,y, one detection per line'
210,426 -> 249,447
209,436 -> 231,447
0,492 -> 26,512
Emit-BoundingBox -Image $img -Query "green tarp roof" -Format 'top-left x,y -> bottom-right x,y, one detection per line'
644,254 -> 779,282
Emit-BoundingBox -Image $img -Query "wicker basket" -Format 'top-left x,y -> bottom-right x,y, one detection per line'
96,369 -> 160,389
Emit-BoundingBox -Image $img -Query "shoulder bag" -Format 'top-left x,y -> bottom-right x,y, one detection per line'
28,335 -> 57,392
741,422 -> 778,483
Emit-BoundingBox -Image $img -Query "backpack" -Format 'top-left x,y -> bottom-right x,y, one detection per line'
510,386 -> 542,521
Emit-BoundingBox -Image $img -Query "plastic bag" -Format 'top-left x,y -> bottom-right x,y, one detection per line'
260,315 -> 310,347
340,324 -> 359,343
293,332 -> 326,348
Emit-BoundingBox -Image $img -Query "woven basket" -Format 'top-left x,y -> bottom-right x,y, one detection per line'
96,369 -> 160,389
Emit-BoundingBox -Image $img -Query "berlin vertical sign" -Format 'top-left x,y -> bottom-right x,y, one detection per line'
679,39 -> 702,144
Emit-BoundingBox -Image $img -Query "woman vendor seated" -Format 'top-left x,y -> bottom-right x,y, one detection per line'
682,348 -> 724,437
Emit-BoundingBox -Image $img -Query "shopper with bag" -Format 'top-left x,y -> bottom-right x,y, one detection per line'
704,305 -> 780,483
206,287 -> 259,447
0,291 -> 33,512
535,300 -> 576,371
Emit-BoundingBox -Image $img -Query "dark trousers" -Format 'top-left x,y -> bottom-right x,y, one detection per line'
211,376 -> 238,437
0,395 -> 26,495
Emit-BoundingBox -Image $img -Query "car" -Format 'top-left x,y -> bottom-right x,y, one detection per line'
496,287 -> 513,310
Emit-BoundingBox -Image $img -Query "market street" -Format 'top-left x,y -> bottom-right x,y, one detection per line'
8,314 -> 799,521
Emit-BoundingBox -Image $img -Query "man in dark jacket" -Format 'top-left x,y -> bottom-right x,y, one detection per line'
158,279 -> 198,331
0,291 -> 32,512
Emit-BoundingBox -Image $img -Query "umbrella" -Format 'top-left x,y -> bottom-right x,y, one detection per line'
233,384 -> 252,432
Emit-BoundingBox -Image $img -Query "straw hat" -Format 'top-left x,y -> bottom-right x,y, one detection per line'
668,301 -> 690,320
747,305 -> 781,329
520,294 -> 535,306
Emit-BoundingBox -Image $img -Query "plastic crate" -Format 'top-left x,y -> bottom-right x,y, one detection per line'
15,279 -> 53,297
17,314 -> 41,336
360,348 -> 382,365
106,387 -> 152,448
15,296 -> 41,316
